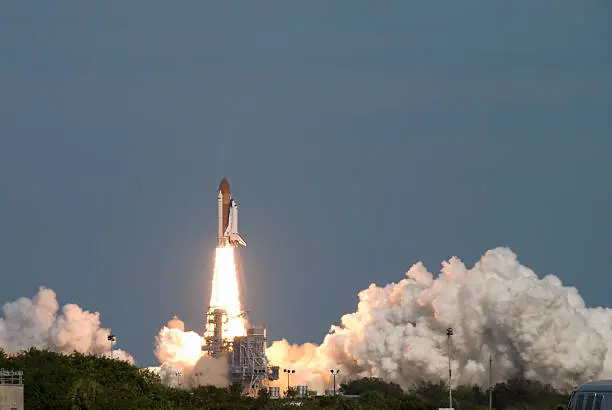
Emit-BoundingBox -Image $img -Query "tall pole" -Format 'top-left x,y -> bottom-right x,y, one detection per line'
333,373 -> 336,394
446,328 -> 453,409
107,334 -> 116,359
330,369 -> 340,395
488,355 -> 492,410
283,369 -> 295,394
448,339 -> 451,408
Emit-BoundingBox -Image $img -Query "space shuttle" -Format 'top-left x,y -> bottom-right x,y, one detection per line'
217,178 -> 246,247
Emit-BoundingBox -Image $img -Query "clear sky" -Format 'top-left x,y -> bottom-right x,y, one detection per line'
1,2 -> 611,366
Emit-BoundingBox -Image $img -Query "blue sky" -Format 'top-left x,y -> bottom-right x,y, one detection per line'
1,2 -> 611,365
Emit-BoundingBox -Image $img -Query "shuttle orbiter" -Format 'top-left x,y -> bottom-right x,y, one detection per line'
217,178 -> 246,247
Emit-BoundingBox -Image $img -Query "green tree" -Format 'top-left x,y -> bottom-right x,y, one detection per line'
68,377 -> 104,409
0,349 -> 574,409
339,377 -> 404,397
285,386 -> 298,397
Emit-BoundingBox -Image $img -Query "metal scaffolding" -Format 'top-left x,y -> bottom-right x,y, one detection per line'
202,308 -> 230,357
229,325 -> 279,393
201,308 -> 279,395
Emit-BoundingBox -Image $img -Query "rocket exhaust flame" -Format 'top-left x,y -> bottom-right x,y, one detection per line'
208,246 -> 247,340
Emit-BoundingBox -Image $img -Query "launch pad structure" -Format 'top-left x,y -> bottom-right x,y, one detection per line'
202,307 -> 279,395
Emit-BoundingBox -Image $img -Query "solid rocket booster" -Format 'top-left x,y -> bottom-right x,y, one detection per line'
217,178 -> 246,247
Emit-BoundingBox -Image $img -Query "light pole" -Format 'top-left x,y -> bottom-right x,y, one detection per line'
107,333 -> 116,359
488,355 -> 493,410
330,369 -> 340,395
283,369 -> 295,392
446,327 -> 453,409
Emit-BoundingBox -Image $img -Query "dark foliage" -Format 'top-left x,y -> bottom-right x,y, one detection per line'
0,348 -> 571,409
340,376 -> 404,397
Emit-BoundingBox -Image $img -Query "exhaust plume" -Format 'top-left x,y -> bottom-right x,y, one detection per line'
0,286 -> 134,364
266,247 -> 612,393
209,246 -> 247,339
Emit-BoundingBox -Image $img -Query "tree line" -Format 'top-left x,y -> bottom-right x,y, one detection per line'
0,348 -> 571,409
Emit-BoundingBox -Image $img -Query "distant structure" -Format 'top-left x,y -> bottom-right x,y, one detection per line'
269,386 -> 280,399
231,325 -> 278,394
202,307 -> 279,396
0,369 -> 24,410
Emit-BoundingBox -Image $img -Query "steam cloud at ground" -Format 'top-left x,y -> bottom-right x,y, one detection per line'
148,355 -> 229,389
148,321 -> 229,388
265,247 -> 612,393
0,287 -> 133,364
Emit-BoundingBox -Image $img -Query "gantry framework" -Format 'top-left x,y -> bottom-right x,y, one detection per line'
202,307 -> 279,395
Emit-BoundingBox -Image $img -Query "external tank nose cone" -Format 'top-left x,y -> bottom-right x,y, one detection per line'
219,178 -> 230,195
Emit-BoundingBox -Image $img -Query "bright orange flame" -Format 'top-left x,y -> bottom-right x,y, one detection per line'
208,246 -> 246,340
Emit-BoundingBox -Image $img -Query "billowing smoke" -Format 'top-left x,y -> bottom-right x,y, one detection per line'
266,247 -> 612,393
147,356 -> 229,389
0,286 -> 134,364
154,326 -> 204,370
151,323 -> 229,388
186,355 -> 229,388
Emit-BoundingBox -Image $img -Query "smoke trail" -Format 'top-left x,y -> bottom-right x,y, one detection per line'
0,287 -> 134,364
266,247 -> 612,393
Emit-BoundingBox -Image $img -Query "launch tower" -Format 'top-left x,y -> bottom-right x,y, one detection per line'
202,307 -> 279,395
202,308 -> 231,357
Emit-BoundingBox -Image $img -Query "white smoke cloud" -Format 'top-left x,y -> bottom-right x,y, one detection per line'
0,286 -> 134,364
266,247 -> 612,393
185,355 -> 229,388
152,325 -> 229,388
146,363 -> 182,387
148,356 -> 229,389
154,326 -> 204,370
